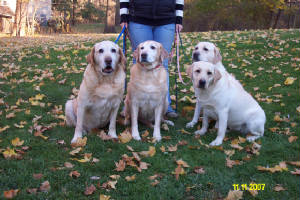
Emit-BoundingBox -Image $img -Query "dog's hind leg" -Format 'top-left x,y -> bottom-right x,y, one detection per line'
65,100 -> 76,127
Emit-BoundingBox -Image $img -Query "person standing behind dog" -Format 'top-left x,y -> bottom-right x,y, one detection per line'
120,0 -> 184,118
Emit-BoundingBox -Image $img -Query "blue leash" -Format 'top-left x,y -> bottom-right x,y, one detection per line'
115,26 -> 127,89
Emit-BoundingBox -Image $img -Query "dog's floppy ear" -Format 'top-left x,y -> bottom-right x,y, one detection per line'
87,46 -> 95,65
133,47 -> 139,63
118,47 -> 126,70
212,47 -> 222,64
213,68 -> 222,84
159,45 -> 169,63
186,64 -> 193,79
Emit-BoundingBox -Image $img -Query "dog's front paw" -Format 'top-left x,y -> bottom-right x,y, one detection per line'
246,135 -> 260,142
164,120 -> 174,126
186,121 -> 196,128
209,138 -> 223,146
194,129 -> 206,135
108,131 -> 118,139
71,135 -> 81,144
132,131 -> 141,141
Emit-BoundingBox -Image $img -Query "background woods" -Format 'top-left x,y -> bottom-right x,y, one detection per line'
0,0 -> 299,36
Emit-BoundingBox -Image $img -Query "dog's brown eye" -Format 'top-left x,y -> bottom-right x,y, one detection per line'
207,71 -> 212,75
151,46 -> 156,50
195,47 -> 198,50
203,47 -> 208,51
195,70 -> 201,73
111,49 -> 116,53
99,49 -> 104,53
141,47 -> 144,50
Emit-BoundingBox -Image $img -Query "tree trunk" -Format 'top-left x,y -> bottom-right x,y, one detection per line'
104,0 -> 116,33
272,9 -> 282,29
13,0 -> 28,36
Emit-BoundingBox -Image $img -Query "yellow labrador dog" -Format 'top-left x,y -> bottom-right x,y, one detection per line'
124,40 -> 174,141
65,41 -> 126,143
186,61 -> 266,146
186,42 -> 226,129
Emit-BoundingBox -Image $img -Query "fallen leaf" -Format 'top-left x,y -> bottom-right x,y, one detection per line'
100,194 -> 111,200
69,147 -> 82,156
72,153 -> 92,163
139,146 -> 156,157
118,129 -> 132,143
109,175 -> 120,180
150,179 -> 160,186
3,189 -> 19,199
248,182 -> 258,197
33,173 -> 43,180
69,170 -> 80,178
284,77 -> 296,85
224,190 -> 243,200
290,168 -> 300,175
160,146 -> 166,152
84,184 -> 96,195
92,158 -> 100,163
71,137 -> 87,147
34,132 -> 48,140
168,144 -> 178,152
64,162 -> 74,168
108,180 -> 117,189
115,160 -> 126,171
39,181 -> 50,192
142,130 -> 149,138
11,137 -> 24,147
26,188 -> 38,194
6,112 -> 16,119
273,184 -> 286,192
97,130 -> 113,141
224,150 -> 235,157
176,159 -> 190,168
162,123 -> 169,131
230,143 -> 243,151
0,125 -> 10,133
226,158 -> 241,168
139,161 -> 150,171
287,161 -> 300,167
126,145 -> 134,152
288,136 -> 298,143
125,174 -> 136,181
194,166 -> 205,174
257,161 -> 288,173
2,147 -> 20,159
172,165 -> 185,180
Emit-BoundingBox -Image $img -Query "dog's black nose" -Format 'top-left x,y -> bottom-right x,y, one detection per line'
105,57 -> 112,66
141,53 -> 147,61
199,79 -> 206,88
193,52 -> 200,61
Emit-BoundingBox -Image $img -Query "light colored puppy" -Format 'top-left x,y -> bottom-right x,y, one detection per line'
186,61 -> 266,146
124,40 -> 173,141
186,41 -> 226,128
65,41 -> 126,143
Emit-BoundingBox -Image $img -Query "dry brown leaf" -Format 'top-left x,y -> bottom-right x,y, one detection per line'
160,145 -> 166,152
248,182 -> 258,197
33,173 -> 43,180
64,162 -> 74,168
273,184 -> 286,192
176,159 -> 190,168
26,188 -> 38,194
287,161 -> 300,167
224,190 -> 243,200
230,143 -> 243,151
109,175 -> 120,180
11,137 -> 24,147
39,181 -> 50,192
139,161 -> 150,170
3,189 -> 19,199
139,146 -> 156,157
108,180 -> 117,189
142,130 -> 149,138
2,148 -> 20,159
288,136 -> 298,143
284,77 -> 296,85
257,161 -> 288,173
115,160 -> 126,172
0,125 -> 10,133
168,144 -> 178,152
172,165 -> 185,180
69,147 -> 82,156
194,166 -> 205,174
125,174 -> 136,181
150,179 -> 160,186
69,170 -> 80,178
224,150 -> 235,157
97,130 -> 113,141
126,145 -> 134,152
71,137 -> 87,148
84,184 -> 96,195
118,129 -> 132,143
290,168 -> 300,175
226,158 -> 241,168
100,194 -> 111,200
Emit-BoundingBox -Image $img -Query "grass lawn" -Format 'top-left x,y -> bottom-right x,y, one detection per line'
0,29 -> 299,199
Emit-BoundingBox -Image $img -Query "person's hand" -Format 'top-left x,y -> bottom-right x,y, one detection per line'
121,22 -> 128,29
176,24 -> 183,32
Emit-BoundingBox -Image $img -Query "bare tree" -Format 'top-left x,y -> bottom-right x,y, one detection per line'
104,0 -> 116,33
13,0 -> 29,36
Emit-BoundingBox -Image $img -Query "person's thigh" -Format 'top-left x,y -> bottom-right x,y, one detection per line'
128,22 -> 153,51
153,23 -> 175,53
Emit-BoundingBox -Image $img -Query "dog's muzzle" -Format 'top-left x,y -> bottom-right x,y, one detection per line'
199,79 -> 206,88
193,52 -> 200,62
141,53 -> 148,62
103,57 -> 113,73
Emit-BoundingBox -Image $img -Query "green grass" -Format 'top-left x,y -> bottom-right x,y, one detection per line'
0,29 -> 299,199
72,23 -> 122,34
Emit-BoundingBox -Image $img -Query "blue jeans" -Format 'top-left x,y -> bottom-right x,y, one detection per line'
128,21 -> 175,113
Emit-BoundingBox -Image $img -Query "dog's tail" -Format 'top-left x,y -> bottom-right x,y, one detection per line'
65,100 -> 76,127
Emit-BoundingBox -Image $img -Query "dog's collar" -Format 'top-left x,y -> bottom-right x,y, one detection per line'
140,63 -> 162,70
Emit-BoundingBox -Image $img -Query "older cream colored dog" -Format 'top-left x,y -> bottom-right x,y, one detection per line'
186,41 -> 226,129
186,61 -> 266,146
65,41 -> 126,143
124,40 -> 173,141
